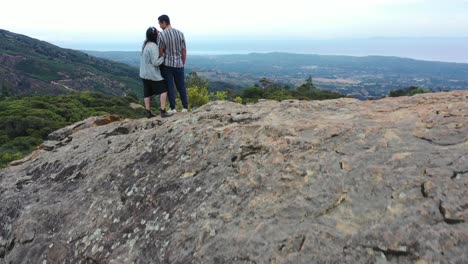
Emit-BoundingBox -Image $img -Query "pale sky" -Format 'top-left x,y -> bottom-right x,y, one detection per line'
2,0 -> 468,42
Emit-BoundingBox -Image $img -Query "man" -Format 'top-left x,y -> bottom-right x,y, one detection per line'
157,14 -> 188,113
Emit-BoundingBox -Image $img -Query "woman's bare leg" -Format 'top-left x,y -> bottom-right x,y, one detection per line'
160,92 -> 167,110
144,97 -> 151,110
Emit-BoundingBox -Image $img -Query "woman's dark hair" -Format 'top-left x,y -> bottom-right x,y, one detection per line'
142,27 -> 158,52
158,15 -> 170,25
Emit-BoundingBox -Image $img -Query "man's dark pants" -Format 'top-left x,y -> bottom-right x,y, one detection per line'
161,65 -> 188,110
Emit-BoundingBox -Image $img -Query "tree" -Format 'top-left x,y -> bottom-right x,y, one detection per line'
258,78 -> 282,92
186,71 -> 209,89
306,75 -> 315,88
297,75 -> 315,93
242,86 -> 265,101
259,77 -> 272,89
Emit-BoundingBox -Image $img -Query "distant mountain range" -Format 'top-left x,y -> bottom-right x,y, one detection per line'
0,29 -> 142,97
85,51 -> 468,99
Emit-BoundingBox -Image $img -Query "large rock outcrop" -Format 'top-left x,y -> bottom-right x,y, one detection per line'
0,91 -> 467,263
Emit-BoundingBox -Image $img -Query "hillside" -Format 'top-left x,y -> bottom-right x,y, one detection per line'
0,29 -> 142,97
86,51 -> 468,99
1,91 -> 466,263
0,92 -> 146,168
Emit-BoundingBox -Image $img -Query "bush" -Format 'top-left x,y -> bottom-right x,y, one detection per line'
233,96 -> 243,104
187,86 -> 210,110
212,91 -> 227,101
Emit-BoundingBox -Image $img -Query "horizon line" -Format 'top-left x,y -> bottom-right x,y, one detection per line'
81,50 -> 468,65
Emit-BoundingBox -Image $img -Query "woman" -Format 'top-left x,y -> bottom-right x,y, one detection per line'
139,27 -> 173,118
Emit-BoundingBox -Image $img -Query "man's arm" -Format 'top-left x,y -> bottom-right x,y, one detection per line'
181,48 -> 187,66
181,32 -> 187,66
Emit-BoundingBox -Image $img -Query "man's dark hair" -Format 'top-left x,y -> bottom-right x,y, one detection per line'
158,15 -> 170,25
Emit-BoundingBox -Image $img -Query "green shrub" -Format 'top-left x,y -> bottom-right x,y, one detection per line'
233,96 -> 243,104
0,152 -> 23,166
187,86 -> 210,110
212,91 -> 228,101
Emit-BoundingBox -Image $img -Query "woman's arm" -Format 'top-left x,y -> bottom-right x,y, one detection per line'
150,44 -> 164,66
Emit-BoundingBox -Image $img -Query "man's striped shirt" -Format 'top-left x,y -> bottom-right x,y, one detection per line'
157,28 -> 186,68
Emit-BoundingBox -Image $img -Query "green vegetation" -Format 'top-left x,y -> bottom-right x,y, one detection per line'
172,86 -> 228,111
175,72 -> 228,111
0,92 -> 145,168
389,86 -> 432,97
163,72 -> 344,111
187,86 -> 210,109
241,75 -> 344,103
186,71 -> 209,90
185,72 -> 343,105
233,96 -> 243,104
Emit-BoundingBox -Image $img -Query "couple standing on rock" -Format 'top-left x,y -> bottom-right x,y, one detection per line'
139,15 -> 189,118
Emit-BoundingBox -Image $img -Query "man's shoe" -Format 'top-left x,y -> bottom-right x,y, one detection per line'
146,109 -> 156,118
181,108 -> 188,113
160,109 -> 174,118
168,109 -> 177,114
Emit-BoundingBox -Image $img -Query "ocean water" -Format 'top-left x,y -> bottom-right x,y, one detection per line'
55,38 -> 468,63
189,38 -> 468,63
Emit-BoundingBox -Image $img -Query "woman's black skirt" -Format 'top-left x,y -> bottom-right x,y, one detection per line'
142,79 -> 168,97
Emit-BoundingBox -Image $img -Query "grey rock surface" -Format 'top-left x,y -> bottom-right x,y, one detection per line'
0,91 -> 467,263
